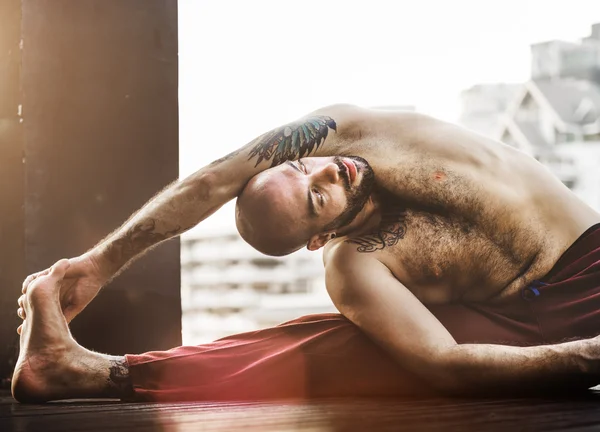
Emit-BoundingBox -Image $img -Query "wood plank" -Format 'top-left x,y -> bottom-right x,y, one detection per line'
3,391 -> 600,431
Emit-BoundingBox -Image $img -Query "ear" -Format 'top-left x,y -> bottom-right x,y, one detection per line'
306,232 -> 336,251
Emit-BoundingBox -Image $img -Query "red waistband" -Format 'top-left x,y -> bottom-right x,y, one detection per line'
542,223 -> 600,283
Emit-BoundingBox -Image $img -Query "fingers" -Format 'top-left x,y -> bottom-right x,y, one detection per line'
18,259 -> 69,318
22,268 -> 51,294
17,323 -> 23,335
22,273 -> 38,294
22,275 -> 32,294
22,258 -> 70,294
22,259 -> 71,295
17,295 -> 26,320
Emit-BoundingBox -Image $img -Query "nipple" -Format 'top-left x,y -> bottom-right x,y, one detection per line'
432,171 -> 447,181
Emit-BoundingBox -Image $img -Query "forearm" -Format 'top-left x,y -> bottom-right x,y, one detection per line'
85,104 -> 357,280
90,170 -> 222,279
432,338 -> 599,395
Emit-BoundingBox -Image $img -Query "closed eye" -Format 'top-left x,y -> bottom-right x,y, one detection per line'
298,159 -> 308,174
313,189 -> 324,207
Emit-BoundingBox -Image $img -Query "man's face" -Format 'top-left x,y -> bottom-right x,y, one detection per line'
235,155 -> 376,255
268,155 -> 375,233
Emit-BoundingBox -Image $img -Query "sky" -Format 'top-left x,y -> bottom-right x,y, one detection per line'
178,0 -> 600,231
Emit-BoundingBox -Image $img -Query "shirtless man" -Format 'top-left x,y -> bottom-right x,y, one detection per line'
13,105 -> 600,402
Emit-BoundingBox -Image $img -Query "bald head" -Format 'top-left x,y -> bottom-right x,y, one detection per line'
236,156 -> 376,256
236,170 -> 309,256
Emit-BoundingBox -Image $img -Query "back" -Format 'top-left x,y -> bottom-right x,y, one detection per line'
322,109 -> 600,303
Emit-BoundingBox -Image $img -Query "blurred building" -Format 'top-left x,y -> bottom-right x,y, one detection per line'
180,227 -> 334,345
498,78 -> 600,210
460,23 -> 600,211
531,23 -> 600,82
458,84 -> 521,136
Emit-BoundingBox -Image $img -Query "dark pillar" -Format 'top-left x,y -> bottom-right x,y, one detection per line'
0,0 -> 26,386
0,0 -> 181,383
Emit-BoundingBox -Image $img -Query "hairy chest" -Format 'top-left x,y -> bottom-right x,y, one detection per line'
346,208 -> 541,303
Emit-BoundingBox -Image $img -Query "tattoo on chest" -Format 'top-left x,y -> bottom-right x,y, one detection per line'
346,208 -> 407,253
247,116 -> 337,167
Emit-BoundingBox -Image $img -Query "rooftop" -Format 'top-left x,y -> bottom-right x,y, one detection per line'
534,78 -> 600,126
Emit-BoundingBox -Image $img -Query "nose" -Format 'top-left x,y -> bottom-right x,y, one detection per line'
312,162 -> 340,184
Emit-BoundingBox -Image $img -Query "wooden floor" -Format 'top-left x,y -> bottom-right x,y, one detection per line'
3,390 -> 600,431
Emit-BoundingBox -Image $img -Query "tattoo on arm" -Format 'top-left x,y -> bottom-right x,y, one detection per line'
104,219 -> 182,267
107,358 -> 134,399
347,208 -> 407,253
247,116 -> 337,167
209,148 -> 243,167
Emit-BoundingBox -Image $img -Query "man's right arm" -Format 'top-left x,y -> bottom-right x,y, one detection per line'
21,104 -> 366,324
90,104 -> 363,280
326,246 -> 600,395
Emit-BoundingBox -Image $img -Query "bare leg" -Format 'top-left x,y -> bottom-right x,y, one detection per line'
12,260 -> 134,403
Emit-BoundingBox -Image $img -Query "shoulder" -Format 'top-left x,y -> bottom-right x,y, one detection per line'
311,103 -> 367,120
323,237 -> 373,270
324,231 -> 396,270
308,105 -> 441,148
307,104 -> 369,142
323,238 -> 390,303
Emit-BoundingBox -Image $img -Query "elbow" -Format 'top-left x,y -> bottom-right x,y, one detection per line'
418,367 -> 463,396
411,348 -> 472,396
180,170 -> 219,202
424,369 -> 467,396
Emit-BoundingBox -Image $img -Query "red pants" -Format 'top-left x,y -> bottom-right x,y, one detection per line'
126,224 -> 600,402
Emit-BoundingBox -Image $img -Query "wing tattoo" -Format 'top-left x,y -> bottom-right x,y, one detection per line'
247,116 -> 337,167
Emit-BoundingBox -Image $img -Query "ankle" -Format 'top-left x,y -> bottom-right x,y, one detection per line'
73,352 -> 134,400
105,357 -> 134,400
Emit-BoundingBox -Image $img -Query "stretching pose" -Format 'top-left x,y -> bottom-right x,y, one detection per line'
13,105 -> 600,402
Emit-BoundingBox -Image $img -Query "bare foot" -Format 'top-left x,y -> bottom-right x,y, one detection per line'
12,260 -> 91,403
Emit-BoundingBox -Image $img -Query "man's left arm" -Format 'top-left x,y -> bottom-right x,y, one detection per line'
326,247 -> 600,395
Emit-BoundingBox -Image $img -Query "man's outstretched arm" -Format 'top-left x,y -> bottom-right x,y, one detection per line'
326,248 -> 600,395
91,104 -> 361,277
18,104 -> 364,324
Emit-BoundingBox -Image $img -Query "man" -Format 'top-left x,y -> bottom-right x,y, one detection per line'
12,105 -> 600,403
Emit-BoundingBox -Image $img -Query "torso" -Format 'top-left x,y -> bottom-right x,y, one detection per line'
322,109 -> 600,304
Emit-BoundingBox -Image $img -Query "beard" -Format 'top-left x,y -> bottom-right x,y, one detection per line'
324,155 -> 375,231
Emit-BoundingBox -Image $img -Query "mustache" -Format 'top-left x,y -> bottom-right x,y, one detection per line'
322,156 -> 375,232
333,157 -> 351,191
